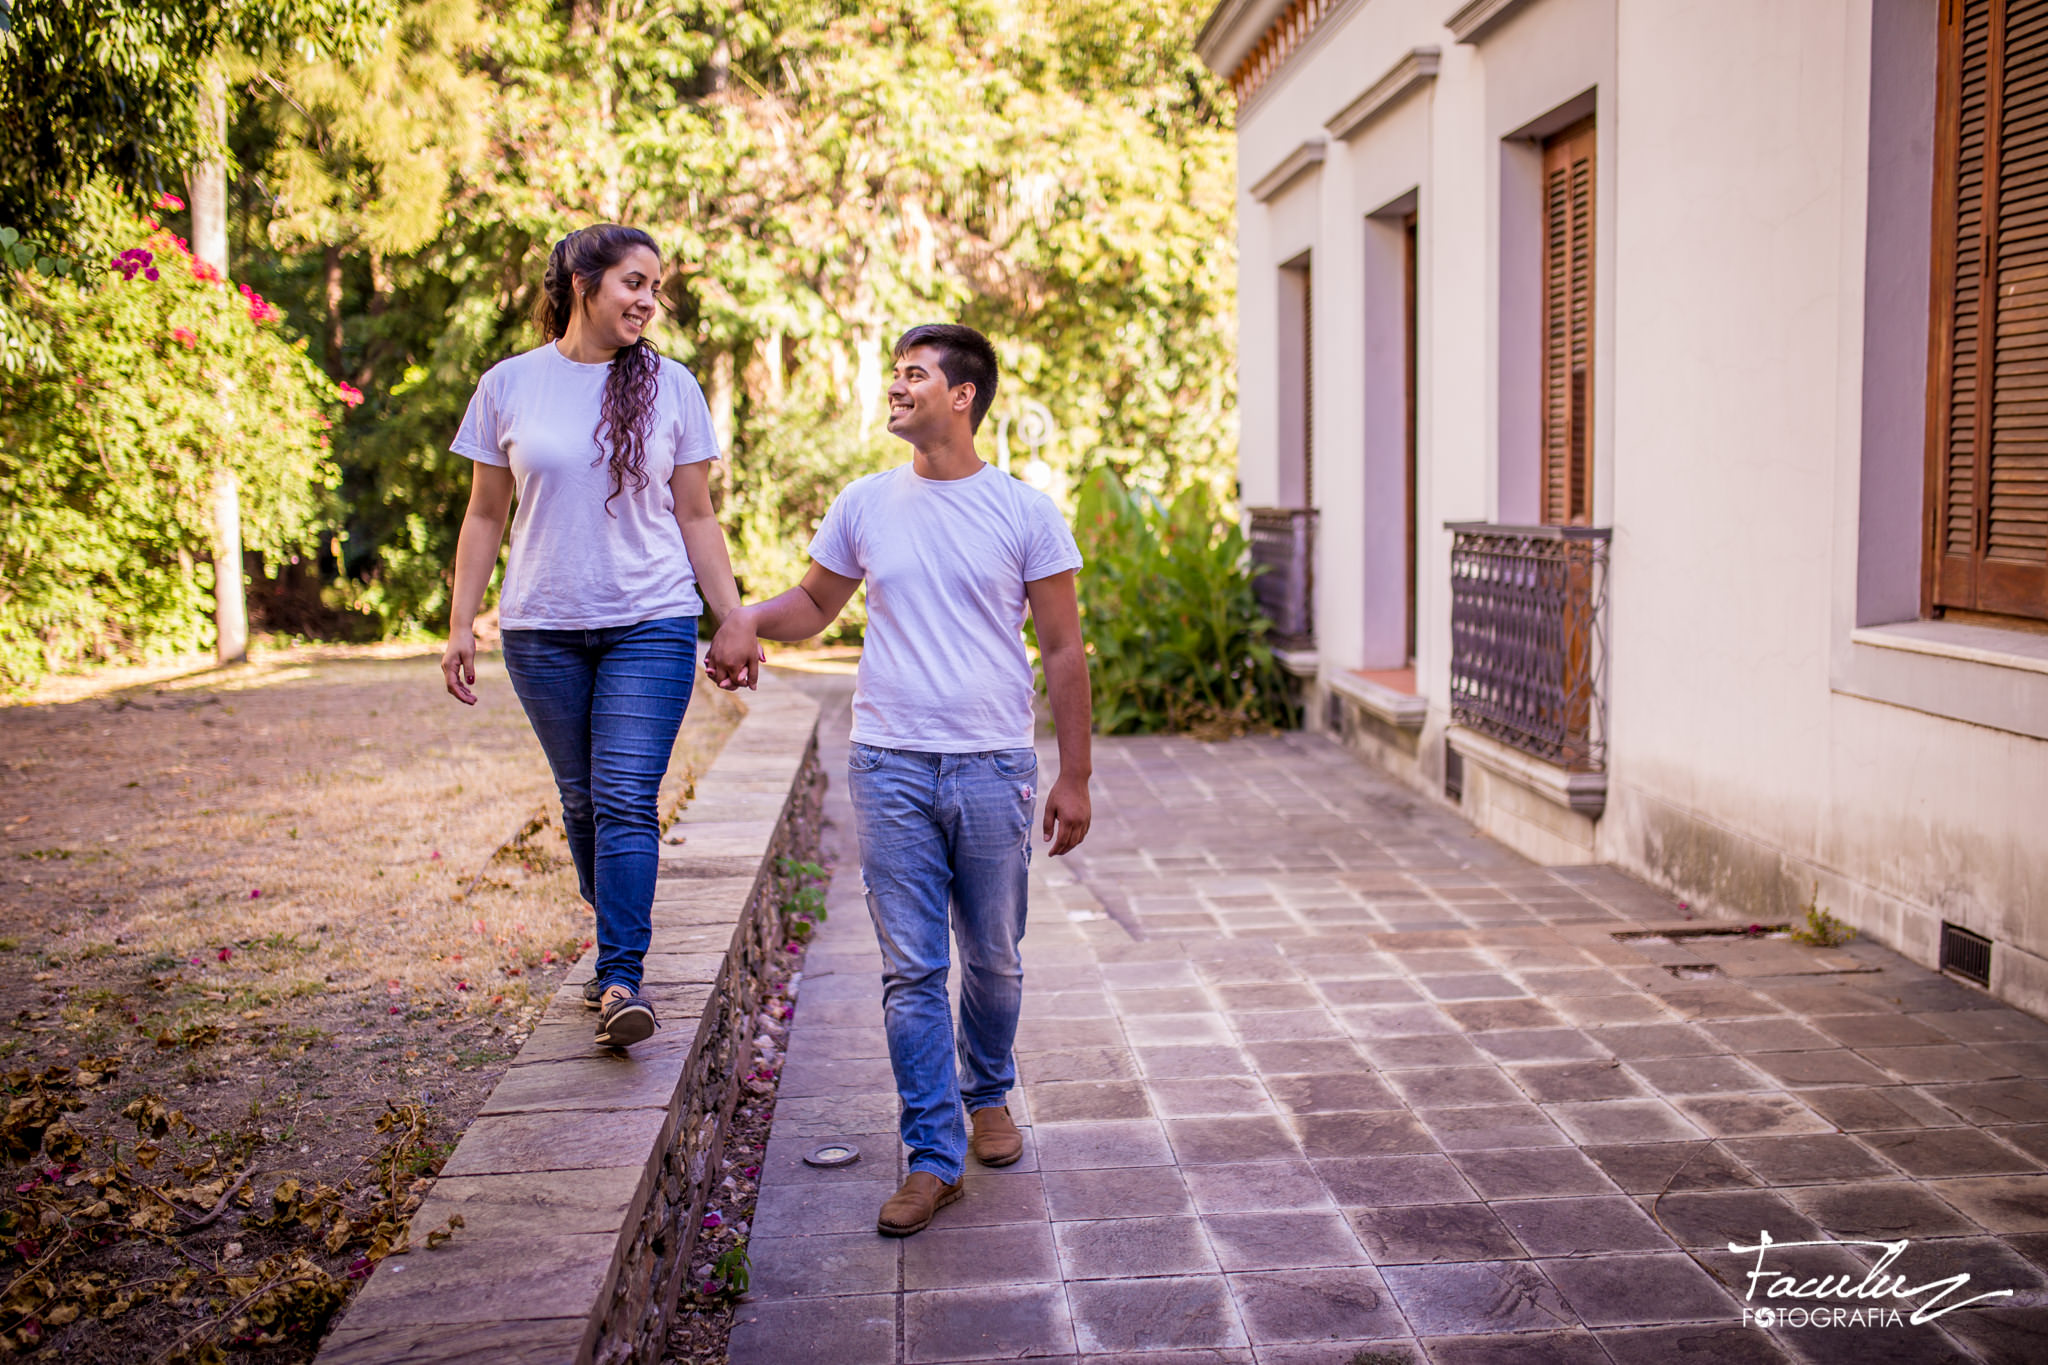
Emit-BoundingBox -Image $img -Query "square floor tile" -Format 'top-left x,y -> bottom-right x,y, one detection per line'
1510,1060 -> 1649,1104
1203,1210 -> 1367,1270
904,1283 -> 1075,1363
1183,1160 -> 1334,1213
1231,1009 -> 1348,1042
1815,1013 -> 1954,1049
1054,1215 -> 1217,1279
1491,1196 -> 1674,1256
1721,1133 -> 1895,1184
942,1172 -> 1049,1228
1442,1000 -> 1563,1032
1026,1079 -> 1153,1123
1040,1164 -> 1191,1221
1386,1067 -> 1526,1109
1246,1039 -> 1370,1073
1033,1119 -> 1174,1172
1380,1261 -> 1576,1335
1474,1029 -> 1612,1064
1426,1330 -> 1613,1364
1925,1080 -> 2048,1126
747,1232 -> 900,1299
1862,1045 -> 2019,1085
1630,1056 -> 1773,1096
1752,1050 -> 1895,1088
904,1221 -> 1057,1289
1556,995 -> 1674,1027
1598,1322 -> 1795,1363
1548,1099 -> 1707,1145
1111,987 -> 1215,1015
1799,1086 -> 1957,1132
727,1293 -> 897,1365
1450,1147 -> 1621,1199
1317,979 -> 1425,1007
1148,1075 -> 1276,1118
1229,1267 -> 1407,1344
1863,1126 -> 2040,1177
1123,1013 -> 1234,1047
1134,1045 -> 1253,1079
1315,1154 -> 1479,1206
1349,1202 -> 1525,1264
1016,1046 -> 1138,1083
1593,1024 -> 1725,1059
1165,1115 -> 1302,1164
1781,1181 -> 1983,1240
1067,1275 -> 1246,1353
1542,1252 -> 1734,1326
1647,1189 -> 1823,1248
1339,1005 -> 1459,1038
1423,1104 -> 1572,1151
753,1180 -> 902,1238
1928,1175 -> 2048,1232
1266,1071 -> 1403,1115
1674,1094 -> 1831,1139
1296,1110 -> 1439,1158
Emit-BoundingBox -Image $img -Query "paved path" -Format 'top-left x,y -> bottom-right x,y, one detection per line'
730,687 -> 2048,1364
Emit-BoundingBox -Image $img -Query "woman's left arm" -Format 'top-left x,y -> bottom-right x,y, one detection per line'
671,460 -> 755,680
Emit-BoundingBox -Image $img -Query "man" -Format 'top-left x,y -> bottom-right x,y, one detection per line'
705,323 -> 1091,1237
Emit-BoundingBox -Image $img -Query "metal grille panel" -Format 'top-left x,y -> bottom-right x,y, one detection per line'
1941,922 -> 1993,986
1248,508 -> 1317,649
1448,523 -> 1611,772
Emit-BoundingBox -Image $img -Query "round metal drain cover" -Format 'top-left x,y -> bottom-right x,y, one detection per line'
803,1142 -> 860,1168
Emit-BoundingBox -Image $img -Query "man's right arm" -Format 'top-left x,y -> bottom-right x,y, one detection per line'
704,562 -> 862,690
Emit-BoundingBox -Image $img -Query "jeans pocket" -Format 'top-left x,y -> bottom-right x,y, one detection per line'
990,748 -> 1037,780
848,743 -> 889,774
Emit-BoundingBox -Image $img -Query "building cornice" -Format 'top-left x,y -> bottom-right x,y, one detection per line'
1196,0 -> 1290,77
1250,138 -> 1328,204
1446,0 -> 1539,43
1326,46 -> 1440,142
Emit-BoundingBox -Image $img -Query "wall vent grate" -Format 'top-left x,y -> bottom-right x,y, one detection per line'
1444,746 -> 1464,802
1941,922 -> 1992,987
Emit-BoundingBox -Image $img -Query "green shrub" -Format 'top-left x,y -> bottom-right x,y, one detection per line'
1071,467 -> 1292,736
0,198 -> 343,687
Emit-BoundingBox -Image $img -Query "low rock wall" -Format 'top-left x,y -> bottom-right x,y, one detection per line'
315,677 -> 823,1365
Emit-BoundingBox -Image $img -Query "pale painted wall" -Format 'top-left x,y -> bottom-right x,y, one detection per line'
1227,0 -> 2048,1012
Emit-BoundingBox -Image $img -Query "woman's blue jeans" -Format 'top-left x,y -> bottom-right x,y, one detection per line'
500,616 -> 696,995
847,743 -> 1036,1183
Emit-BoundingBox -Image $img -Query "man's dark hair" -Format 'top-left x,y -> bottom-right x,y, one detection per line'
894,323 -> 999,431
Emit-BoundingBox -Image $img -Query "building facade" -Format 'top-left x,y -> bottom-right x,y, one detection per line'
1201,0 -> 2048,1011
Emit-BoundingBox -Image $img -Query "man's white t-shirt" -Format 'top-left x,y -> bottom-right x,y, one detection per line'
808,463 -> 1083,753
451,343 -> 719,630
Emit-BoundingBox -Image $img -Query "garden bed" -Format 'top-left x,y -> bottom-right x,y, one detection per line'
0,645 -> 742,1362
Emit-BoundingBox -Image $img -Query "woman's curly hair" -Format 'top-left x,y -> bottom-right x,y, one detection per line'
533,224 -> 663,514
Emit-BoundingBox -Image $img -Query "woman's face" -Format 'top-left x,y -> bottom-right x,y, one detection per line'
575,245 -> 661,351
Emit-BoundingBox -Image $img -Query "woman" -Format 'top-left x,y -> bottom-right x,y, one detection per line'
440,224 -> 743,1049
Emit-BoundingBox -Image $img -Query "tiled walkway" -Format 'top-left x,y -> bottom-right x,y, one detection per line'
729,685 -> 2048,1365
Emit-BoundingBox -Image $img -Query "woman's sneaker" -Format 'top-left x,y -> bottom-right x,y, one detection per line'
594,987 -> 657,1048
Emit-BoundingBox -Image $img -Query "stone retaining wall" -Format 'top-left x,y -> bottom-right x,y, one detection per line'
315,677 -> 823,1365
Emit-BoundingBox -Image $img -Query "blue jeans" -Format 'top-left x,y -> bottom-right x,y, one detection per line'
500,616 -> 696,995
847,744 -> 1036,1183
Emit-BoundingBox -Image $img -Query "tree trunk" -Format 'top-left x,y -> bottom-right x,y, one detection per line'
323,244 -> 345,377
191,61 -> 246,666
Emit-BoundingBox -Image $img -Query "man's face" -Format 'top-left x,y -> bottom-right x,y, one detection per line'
887,346 -> 972,443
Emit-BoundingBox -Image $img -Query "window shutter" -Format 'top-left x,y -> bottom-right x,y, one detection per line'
1930,0 -> 2048,619
1541,119 -> 1596,527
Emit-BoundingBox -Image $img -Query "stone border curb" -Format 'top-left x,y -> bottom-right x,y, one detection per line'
315,676 -> 824,1365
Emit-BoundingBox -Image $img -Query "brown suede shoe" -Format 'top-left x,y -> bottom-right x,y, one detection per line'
968,1106 -> 1024,1167
876,1171 -> 963,1237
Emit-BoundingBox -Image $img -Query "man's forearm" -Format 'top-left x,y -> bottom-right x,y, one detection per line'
743,583 -> 841,642
1043,643 -> 1093,778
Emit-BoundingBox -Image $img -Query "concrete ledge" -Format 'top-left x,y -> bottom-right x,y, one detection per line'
1326,46 -> 1440,142
317,677 -> 824,1365
1250,138 -> 1328,203
1328,670 -> 1427,731
1448,724 -> 1605,866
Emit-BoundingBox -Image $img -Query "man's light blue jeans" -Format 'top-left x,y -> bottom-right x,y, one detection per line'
847,743 -> 1036,1183
499,616 -> 696,996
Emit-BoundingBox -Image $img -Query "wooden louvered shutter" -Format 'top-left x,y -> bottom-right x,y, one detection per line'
1541,119 -> 1596,527
1929,0 -> 2048,620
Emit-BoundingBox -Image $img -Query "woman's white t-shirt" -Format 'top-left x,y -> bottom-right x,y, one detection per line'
451,343 -> 719,630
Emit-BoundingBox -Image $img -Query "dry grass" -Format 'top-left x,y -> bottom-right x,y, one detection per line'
0,644 -> 743,1361
3,645 -> 743,1019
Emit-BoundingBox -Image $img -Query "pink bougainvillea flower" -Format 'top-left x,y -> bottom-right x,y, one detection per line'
143,268 -> 159,281
217,947 -> 233,962
187,956 -> 202,967
455,980 -> 470,991
155,192 -> 185,211
191,260 -> 220,284
702,1212 -> 723,1229
239,283 -> 278,323
170,327 -> 197,348
336,380 -> 364,408
248,888 -> 261,899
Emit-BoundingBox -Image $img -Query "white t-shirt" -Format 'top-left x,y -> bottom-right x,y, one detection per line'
451,343 -> 720,630
808,463 -> 1083,753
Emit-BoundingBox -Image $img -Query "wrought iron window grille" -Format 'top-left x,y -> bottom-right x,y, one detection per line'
1447,523 -> 1611,772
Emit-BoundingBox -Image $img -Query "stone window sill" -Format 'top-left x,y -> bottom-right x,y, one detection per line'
1834,619 -> 2048,741
1329,670 -> 1428,731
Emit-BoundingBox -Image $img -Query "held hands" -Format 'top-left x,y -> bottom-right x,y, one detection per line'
1042,773 -> 1092,856
705,610 -> 764,691
441,627 -> 478,706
